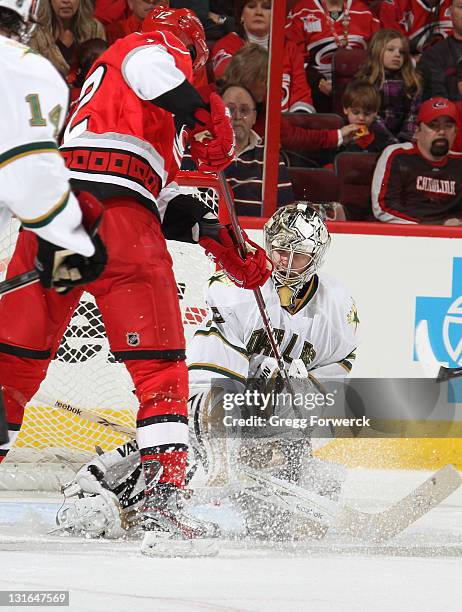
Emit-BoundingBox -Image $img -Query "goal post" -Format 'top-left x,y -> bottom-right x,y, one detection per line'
0,171 -> 226,489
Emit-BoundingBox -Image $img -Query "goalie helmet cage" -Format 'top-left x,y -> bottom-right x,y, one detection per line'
0,171 -> 224,491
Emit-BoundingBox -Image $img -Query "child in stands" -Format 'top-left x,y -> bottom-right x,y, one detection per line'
340,80 -> 393,154
355,29 -> 422,142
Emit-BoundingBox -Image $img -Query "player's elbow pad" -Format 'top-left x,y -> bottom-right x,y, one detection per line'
149,79 -> 207,129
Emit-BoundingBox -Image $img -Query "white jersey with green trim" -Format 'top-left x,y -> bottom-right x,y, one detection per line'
187,271 -> 359,386
0,35 -> 93,256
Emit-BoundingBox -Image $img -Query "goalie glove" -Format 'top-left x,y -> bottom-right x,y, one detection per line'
35,191 -> 107,293
199,219 -> 272,290
189,92 -> 235,172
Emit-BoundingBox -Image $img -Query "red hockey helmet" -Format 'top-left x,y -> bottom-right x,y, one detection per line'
142,7 -> 209,72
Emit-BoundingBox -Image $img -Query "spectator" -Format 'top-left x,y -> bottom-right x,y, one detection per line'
378,0 -> 452,57
207,1 -> 235,42
316,80 -> 393,167
183,84 -> 294,215
70,37 -> 108,102
286,0 -> 379,112
94,0 -> 128,26
419,0 -> 462,101
212,0 -> 314,113
220,44 -> 359,160
356,30 -> 422,142
106,0 -> 167,45
372,97 -> 462,224
30,0 -> 105,81
339,80 -> 394,153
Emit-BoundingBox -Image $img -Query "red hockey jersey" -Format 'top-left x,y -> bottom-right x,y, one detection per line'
379,0 -> 452,53
211,32 -> 314,112
61,31 -> 194,213
286,0 -> 380,80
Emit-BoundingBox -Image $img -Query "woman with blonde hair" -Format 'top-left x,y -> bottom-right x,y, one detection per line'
355,29 -> 422,141
30,0 -> 106,81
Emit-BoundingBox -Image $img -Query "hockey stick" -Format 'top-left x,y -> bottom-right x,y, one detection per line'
53,399 -> 135,438
415,320 -> 462,382
243,464 -> 462,543
217,171 -> 295,394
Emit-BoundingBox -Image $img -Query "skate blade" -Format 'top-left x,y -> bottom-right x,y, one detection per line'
141,532 -> 218,558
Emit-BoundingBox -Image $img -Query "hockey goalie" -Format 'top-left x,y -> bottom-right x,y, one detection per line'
53,204 -> 361,553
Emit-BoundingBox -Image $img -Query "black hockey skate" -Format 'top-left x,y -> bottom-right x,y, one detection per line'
139,460 -> 219,557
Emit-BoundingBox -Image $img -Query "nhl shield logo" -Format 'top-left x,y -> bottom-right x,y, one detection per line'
126,332 -> 140,347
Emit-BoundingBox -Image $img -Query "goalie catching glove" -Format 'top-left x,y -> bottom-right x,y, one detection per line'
35,191 -> 107,293
199,217 -> 272,289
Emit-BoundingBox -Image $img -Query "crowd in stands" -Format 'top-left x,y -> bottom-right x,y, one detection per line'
31,0 -> 462,225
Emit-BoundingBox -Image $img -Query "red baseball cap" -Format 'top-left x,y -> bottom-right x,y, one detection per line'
417,97 -> 458,125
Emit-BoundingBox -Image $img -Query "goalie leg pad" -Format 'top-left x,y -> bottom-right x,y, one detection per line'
238,467 -> 341,540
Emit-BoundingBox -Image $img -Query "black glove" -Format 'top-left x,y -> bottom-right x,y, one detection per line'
35,233 -> 107,293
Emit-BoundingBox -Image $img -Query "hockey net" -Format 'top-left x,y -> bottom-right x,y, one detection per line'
0,171 -> 224,490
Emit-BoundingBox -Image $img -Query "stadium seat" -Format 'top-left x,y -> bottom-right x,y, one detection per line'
289,167 -> 340,203
334,152 -> 379,220
282,112 -> 345,167
283,112 -> 346,130
332,47 -> 368,114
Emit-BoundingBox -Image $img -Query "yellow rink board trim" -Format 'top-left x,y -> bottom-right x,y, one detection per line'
316,419 -> 462,469
11,406 -> 462,471
316,438 -> 462,470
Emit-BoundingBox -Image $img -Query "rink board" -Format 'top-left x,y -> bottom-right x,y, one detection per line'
244,221 -> 462,470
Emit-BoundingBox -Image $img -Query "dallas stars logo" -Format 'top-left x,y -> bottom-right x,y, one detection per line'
347,301 -> 360,330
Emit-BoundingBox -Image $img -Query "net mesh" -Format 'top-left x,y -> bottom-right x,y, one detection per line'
0,172 -> 222,481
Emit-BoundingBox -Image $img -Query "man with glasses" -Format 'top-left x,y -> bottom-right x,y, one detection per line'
183,84 -> 294,215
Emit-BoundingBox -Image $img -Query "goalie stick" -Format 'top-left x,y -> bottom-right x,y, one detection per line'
243,464 -> 462,543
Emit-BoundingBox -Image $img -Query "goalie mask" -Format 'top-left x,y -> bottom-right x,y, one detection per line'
0,0 -> 39,42
142,7 -> 209,72
264,203 -> 330,305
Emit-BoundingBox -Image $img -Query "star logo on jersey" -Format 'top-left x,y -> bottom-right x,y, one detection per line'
208,271 -> 232,287
347,301 -> 360,330
415,257 -> 462,402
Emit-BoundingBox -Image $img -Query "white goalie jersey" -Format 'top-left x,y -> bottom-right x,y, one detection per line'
0,35 -> 93,255
188,271 -> 359,386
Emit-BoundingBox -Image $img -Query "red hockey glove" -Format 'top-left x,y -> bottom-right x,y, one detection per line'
189,93 -> 235,172
199,226 -> 272,290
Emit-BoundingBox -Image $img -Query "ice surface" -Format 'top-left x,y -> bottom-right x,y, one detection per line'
1,469 -> 462,612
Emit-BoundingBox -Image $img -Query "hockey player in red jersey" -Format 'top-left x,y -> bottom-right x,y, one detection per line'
0,7 -> 271,555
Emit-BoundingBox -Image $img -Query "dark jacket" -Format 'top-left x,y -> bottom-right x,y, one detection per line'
418,36 -> 462,101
